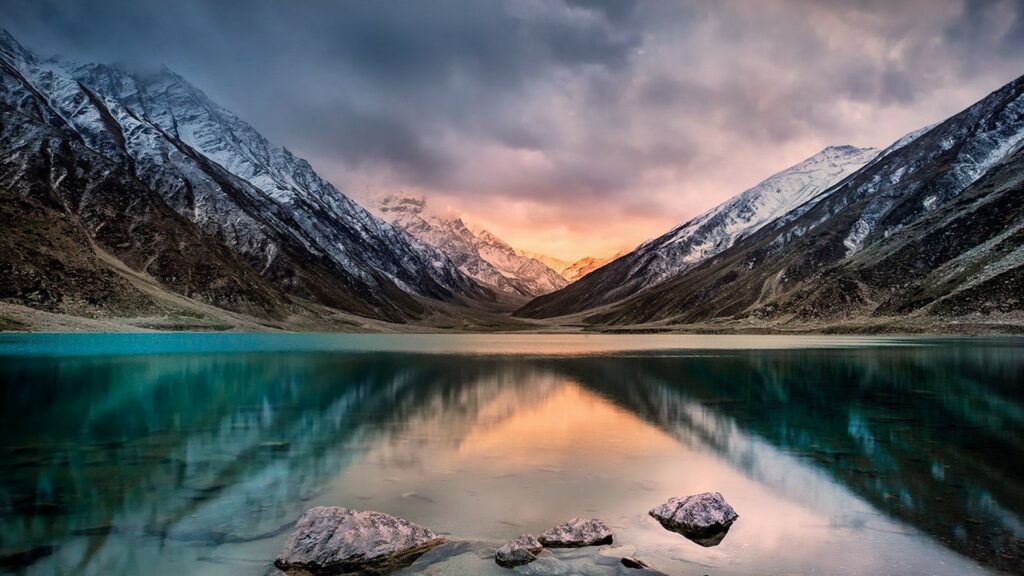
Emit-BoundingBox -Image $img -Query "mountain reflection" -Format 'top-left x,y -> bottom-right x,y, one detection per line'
1,342 -> 1021,574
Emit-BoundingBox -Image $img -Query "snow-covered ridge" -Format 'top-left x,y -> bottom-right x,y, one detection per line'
636,145 -> 879,285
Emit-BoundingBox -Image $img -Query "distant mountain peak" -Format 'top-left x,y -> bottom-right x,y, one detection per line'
375,194 -> 567,299
379,194 -> 427,215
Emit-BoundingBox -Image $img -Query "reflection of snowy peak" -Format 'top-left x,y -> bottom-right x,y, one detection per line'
378,196 -> 568,298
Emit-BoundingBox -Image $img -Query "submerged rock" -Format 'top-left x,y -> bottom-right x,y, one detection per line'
538,518 -> 613,547
649,492 -> 738,547
397,541 -> 487,575
597,544 -> 635,557
511,555 -> 572,576
621,556 -> 650,569
495,534 -> 543,567
274,506 -> 444,574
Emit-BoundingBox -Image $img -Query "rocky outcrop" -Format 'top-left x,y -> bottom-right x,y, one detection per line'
274,507 -> 444,574
538,518 -> 613,547
649,492 -> 738,547
494,534 -> 543,567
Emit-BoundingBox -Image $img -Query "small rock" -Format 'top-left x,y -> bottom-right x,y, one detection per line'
495,534 -> 543,567
274,506 -> 444,574
538,518 -> 613,548
649,492 -> 738,547
621,556 -> 650,569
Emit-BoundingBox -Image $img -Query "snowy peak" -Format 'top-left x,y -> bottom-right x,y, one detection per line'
650,144 -> 878,275
376,195 -> 568,298
379,194 -> 427,215
670,145 -> 878,241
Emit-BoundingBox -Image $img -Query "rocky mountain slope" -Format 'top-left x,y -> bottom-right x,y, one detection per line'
377,195 -> 566,300
524,73 -> 1024,327
517,145 -> 880,318
0,30 -> 492,324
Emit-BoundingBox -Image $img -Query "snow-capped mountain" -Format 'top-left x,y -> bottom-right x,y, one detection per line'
0,30 -> 491,322
378,195 -> 567,299
522,72 -> 1024,326
518,145 -> 879,318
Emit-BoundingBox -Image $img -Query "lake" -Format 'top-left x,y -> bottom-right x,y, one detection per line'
0,334 -> 1021,575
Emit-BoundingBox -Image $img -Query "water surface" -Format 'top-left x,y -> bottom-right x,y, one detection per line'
0,334 -> 1021,575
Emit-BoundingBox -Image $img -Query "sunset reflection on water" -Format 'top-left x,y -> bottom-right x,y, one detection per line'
0,334 -> 1020,575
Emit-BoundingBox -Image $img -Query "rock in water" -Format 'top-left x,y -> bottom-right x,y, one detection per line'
511,555 -> 572,576
649,492 -> 738,547
538,518 -> 613,547
274,507 -> 444,574
495,534 -> 543,567
621,556 -> 651,569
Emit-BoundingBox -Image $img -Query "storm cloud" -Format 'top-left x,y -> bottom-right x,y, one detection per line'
3,0 -> 1022,259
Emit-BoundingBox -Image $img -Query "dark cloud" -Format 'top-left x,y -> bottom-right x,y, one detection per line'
2,0 -> 1022,259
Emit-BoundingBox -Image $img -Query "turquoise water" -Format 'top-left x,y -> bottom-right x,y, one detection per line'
0,334 -> 1021,575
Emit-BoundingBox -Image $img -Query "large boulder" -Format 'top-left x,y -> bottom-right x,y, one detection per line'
649,492 -> 738,547
274,506 -> 444,574
538,518 -> 613,547
495,534 -> 543,567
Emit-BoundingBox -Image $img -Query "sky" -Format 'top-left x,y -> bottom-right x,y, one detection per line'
3,0 -> 1023,261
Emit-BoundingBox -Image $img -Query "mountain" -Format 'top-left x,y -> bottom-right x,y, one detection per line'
513,249 -> 630,282
377,195 -> 567,300
0,30 -> 492,325
514,250 -> 571,277
524,74 -> 1024,328
517,145 -> 880,318
560,251 -> 630,282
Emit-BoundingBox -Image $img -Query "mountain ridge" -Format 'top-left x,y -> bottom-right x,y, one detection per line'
566,73 -> 1024,327
516,144 -> 880,318
0,30 -> 496,325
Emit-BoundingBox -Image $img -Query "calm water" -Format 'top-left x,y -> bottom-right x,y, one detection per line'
0,334 -> 1021,575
